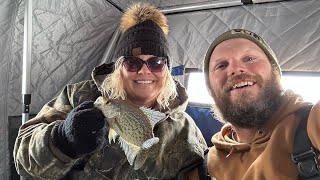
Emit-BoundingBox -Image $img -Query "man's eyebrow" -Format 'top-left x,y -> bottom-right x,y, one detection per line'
244,48 -> 263,54
213,57 -> 228,64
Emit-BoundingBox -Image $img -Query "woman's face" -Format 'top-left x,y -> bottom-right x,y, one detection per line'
121,54 -> 167,107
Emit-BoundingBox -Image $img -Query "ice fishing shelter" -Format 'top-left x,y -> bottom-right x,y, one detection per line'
1,0 -> 320,179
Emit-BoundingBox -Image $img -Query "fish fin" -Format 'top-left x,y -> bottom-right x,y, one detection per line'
139,107 -> 166,126
142,137 -> 159,150
108,128 -> 119,144
118,137 -> 140,165
134,150 -> 149,170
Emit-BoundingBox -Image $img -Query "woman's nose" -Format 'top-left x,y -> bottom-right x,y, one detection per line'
137,63 -> 151,74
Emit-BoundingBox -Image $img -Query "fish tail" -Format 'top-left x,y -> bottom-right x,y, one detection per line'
118,137 -> 140,165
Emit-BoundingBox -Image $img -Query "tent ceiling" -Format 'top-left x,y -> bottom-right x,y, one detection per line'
5,0 -> 320,116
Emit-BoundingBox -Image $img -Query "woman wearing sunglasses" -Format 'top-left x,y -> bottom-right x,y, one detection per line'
14,2 -> 208,180
106,55 -> 171,109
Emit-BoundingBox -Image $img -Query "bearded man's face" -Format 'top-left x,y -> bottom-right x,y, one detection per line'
208,38 -> 282,128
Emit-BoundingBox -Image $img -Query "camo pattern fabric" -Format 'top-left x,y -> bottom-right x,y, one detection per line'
13,63 -> 208,180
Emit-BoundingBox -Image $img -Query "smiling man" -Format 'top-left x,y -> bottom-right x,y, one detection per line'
203,29 -> 320,179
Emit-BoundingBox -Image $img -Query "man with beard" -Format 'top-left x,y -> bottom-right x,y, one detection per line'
202,29 -> 320,179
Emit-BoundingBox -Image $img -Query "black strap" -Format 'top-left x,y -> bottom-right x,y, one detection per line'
241,0 -> 253,5
291,104 -> 320,179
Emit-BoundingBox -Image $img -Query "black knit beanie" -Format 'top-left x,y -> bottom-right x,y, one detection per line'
203,29 -> 281,88
114,3 -> 171,69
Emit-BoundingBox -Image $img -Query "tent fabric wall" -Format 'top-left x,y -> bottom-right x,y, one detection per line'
8,0 -> 121,117
0,1 -> 19,179
4,0 -> 121,179
166,0 -> 320,73
2,0 -> 320,179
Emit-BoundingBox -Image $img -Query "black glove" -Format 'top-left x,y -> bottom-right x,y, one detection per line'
51,101 -> 106,158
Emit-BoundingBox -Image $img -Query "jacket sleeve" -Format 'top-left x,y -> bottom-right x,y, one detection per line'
174,112 -> 208,180
13,80 -> 101,179
137,111 -> 208,180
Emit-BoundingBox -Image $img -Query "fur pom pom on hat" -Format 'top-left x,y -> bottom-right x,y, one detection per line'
114,3 -> 171,69
203,29 -> 281,87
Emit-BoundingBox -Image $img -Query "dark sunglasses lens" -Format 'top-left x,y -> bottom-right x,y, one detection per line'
147,57 -> 167,72
123,57 -> 143,72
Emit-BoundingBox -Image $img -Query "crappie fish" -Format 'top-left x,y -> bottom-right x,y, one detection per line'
94,96 -> 166,168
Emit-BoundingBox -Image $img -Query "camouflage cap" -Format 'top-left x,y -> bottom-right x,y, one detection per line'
203,29 -> 281,87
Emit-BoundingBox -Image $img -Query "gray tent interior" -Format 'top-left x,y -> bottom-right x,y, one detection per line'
1,0 -> 320,179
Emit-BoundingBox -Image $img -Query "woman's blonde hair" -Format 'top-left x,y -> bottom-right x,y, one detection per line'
101,57 -> 177,109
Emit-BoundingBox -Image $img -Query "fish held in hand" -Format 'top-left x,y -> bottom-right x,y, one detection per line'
94,96 -> 166,167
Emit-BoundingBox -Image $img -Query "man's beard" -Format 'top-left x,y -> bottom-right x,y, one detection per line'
211,72 -> 282,128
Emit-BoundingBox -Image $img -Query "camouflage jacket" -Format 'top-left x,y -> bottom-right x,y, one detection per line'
13,63 -> 208,180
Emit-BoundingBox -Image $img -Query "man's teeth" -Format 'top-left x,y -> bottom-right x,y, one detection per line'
232,81 -> 253,89
136,80 -> 153,84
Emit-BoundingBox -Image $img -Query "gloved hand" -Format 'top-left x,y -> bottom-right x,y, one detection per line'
51,101 -> 106,158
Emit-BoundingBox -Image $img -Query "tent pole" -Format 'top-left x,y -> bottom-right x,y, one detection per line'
21,0 -> 32,178
252,0 -> 284,3
161,0 -> 285,14
105,0 -> 124,13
